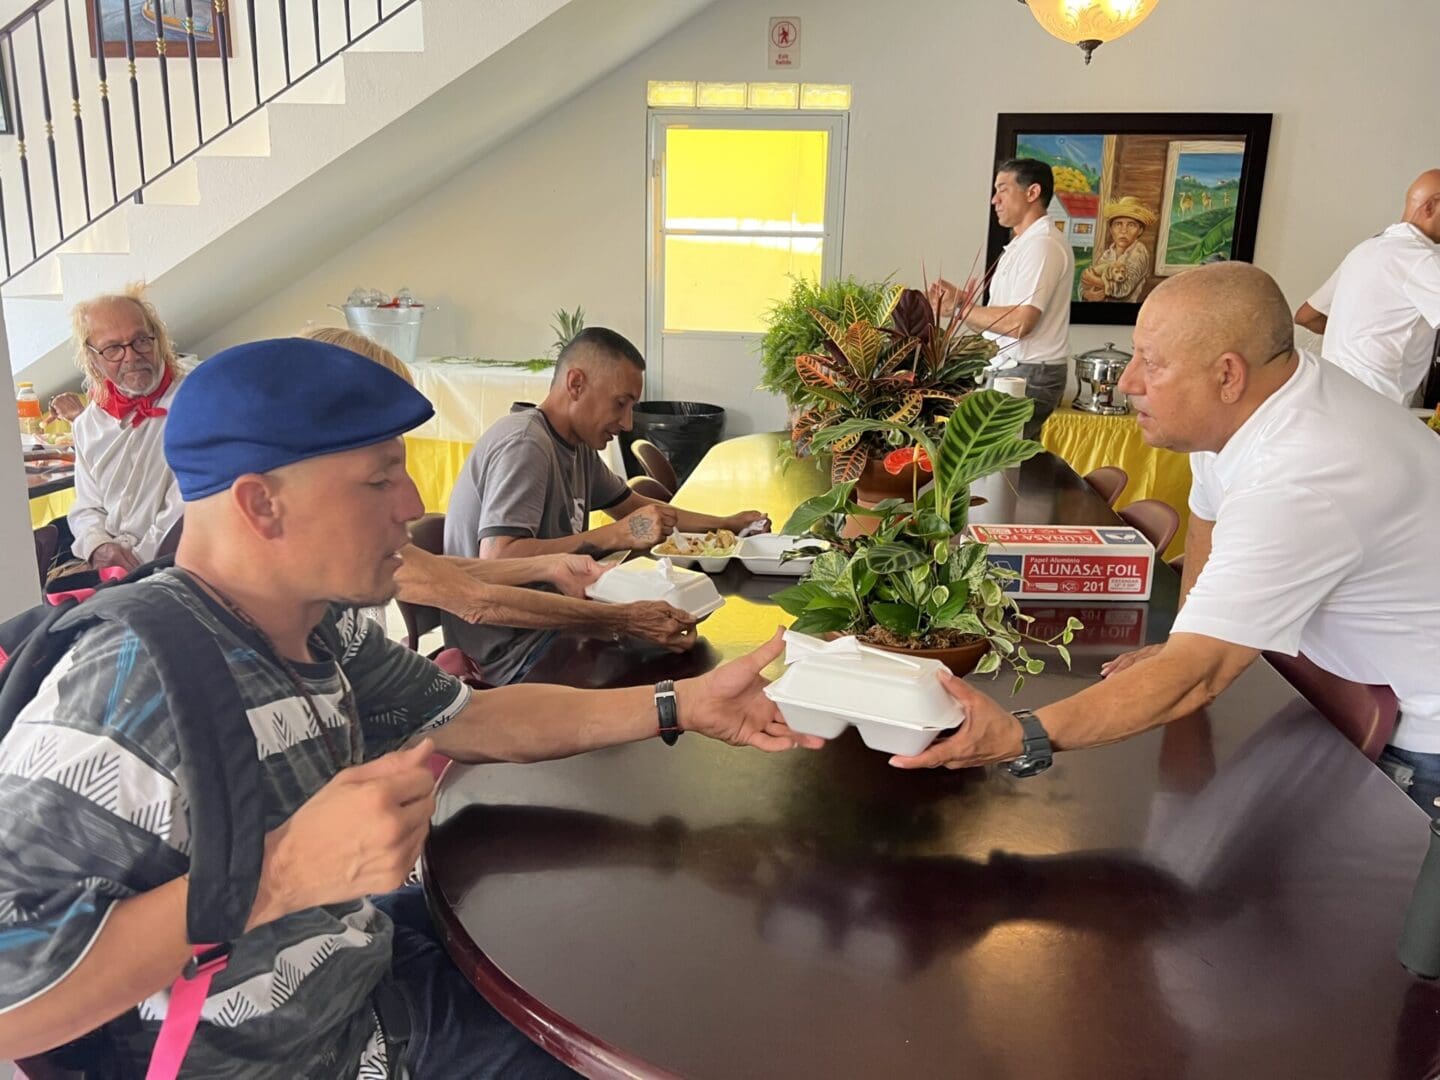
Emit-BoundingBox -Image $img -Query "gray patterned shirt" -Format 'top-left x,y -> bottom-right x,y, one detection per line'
0,569 -> 471,1078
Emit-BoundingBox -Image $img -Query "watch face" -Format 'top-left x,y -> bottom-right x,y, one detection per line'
1007,755 -> 1052,778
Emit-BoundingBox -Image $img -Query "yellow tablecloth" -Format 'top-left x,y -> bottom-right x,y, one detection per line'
404,435 -> 472,514
1039,405 -> 1191,560
29,487 -> 75,529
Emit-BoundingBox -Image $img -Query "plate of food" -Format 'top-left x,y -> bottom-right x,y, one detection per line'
651,529 -> 740,573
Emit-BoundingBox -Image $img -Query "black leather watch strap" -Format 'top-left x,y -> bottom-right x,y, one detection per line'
1007,708 -> 1053,778
655,679 -> 681,746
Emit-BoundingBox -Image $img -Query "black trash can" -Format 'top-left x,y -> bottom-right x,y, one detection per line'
621,401 -> 726,487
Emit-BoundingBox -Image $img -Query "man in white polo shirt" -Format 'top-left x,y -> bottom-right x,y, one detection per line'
1294,169 -> 1440,404
891,262 -> 1440,818
931,158 -> 1075,437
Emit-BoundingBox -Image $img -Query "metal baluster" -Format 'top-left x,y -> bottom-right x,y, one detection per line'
121,0 -> 147,196
90,0 -> 120,205
215,0 -> 232,125
278,0 -> 291,86
6,33 -> 37,259
311,0 -> 320,66
376,0 -> 382,28
343,0 -> 351,44
61,0 -> 93,222
0,34 -> 13,276
246,0 -> 260,105
33,10 -> 66,242
183,0 -> 202,144
153,7 -> 176,164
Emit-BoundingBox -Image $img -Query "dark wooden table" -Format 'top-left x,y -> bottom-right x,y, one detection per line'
424,434 -> 1440,1079
25,454 -> 76,499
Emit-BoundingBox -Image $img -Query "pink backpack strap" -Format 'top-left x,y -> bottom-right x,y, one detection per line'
143,943 -> 230,1080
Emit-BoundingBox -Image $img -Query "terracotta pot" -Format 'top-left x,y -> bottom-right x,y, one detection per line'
825,632 -> 991,678
839,494 -> 988,539
863,635 -> 991,677
853,455 -> 924,503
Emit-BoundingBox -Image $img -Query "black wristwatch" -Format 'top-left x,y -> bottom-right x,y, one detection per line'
1007,708 -> 1053,777
655,679 -> 681,746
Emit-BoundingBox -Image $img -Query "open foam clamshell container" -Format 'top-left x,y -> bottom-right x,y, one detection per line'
734,534 -> 830,576
764,632 -> 964,755
649,532 -> 737,573
585,557 -> 726,620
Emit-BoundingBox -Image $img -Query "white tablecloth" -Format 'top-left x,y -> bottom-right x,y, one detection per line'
402,357 -> 626,475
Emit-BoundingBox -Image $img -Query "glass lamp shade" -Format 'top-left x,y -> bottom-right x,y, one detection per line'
1024,0 -> 1160,64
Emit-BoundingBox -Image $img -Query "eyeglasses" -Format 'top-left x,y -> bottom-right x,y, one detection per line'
87,334 -> 156,364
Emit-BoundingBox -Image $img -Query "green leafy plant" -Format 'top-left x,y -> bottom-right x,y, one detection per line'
775,389 -> 1077,691
550,306 -> 586,357
788,287 -> 996,484
758,276 -> 898,405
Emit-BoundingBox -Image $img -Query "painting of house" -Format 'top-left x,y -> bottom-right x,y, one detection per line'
1050,192 -> 1099,250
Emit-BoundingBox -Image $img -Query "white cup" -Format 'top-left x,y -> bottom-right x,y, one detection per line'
993,376 -> 1028,399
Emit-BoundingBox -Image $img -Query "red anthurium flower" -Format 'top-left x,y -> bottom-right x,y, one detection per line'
882,446 -> 933,475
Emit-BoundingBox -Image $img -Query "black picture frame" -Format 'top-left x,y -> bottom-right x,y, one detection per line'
988,112 -> 1272,326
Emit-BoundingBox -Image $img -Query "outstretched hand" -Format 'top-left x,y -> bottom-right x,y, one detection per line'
887,670 -> 1023,770
678,628 -> 826,753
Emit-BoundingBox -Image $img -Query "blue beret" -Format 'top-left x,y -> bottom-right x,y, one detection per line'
164,338 -> 435,500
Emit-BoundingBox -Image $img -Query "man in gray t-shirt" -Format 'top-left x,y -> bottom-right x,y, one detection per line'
444,328 -> 768,683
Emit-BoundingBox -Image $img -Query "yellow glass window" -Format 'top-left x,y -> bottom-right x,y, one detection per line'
662,128 -> 829,333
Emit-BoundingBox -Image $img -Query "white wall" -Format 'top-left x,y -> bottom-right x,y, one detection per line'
197,0 -> 1440,432
0,299 -> 39,619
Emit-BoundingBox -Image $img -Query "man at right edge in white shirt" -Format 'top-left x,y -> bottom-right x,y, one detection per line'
1295,169 -> 1440,404
890,262 -> 1440,820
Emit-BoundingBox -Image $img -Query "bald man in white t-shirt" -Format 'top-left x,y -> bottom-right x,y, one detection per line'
890,263 -> 1440,818
1295,170 -> 1440,404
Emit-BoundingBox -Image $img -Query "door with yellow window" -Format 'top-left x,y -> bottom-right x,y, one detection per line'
646,112 -> 848,435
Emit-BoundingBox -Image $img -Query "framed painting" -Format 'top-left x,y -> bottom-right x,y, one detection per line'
86,0 -> 231,59
988,113 -> 1272,325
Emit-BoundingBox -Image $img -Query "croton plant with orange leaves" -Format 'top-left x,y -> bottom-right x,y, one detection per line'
789,286 -> 995,483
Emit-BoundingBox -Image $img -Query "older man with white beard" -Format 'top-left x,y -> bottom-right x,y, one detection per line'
65,287 -> 185,573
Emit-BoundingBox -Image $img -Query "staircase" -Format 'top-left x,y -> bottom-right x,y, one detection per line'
1,0 -> 715,394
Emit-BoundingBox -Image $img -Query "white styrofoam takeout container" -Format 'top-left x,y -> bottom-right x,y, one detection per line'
585,557 -> 725,619
734,534 -> 831,576
764,632 -> 964,755
649,532 -> 737,573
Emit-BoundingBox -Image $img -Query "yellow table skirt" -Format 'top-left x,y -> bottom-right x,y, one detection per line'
1039,406 -> 1191,561
30,487 -> 76,530
404,435 -> 472,515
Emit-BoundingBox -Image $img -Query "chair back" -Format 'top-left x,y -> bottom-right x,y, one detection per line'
1119,498 -> 1180,555
1263,651 -> 1398,761
155,516 -> 184,559
32,525 -> 58,586
1084,466 -> 1129,508
397,513 -> 446,650
631,438 -> 679,494
627,474 -> 674,502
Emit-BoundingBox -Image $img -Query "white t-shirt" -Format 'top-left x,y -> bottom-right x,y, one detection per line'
985,215 -> 1075,367
1307,222 -> 1440,403
1174,351 -> 1440,752
67,383 -> 185,562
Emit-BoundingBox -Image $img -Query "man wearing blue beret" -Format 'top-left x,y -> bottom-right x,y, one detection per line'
0,338 -> 819,1078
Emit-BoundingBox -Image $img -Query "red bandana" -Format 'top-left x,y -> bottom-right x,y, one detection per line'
99,368 -> 173,428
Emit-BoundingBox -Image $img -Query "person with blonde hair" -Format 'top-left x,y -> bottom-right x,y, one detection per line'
63,285 -> 185,572
300,326 -> 700,659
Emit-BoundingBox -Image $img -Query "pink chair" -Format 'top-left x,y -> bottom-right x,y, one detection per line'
1263,651 -> 1398,761
1084,466 -> 1129,508
1119,499 -> 1180,555
627,474 -> 674,502
631,439 -> 679,495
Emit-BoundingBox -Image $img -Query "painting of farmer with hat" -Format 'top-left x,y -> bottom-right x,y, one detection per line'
1079,195 -> 1158,302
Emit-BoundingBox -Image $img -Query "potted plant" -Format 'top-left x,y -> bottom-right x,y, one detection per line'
759,276 -> 898,410
773,389 -> 1080,686
787,287 -> 996,501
